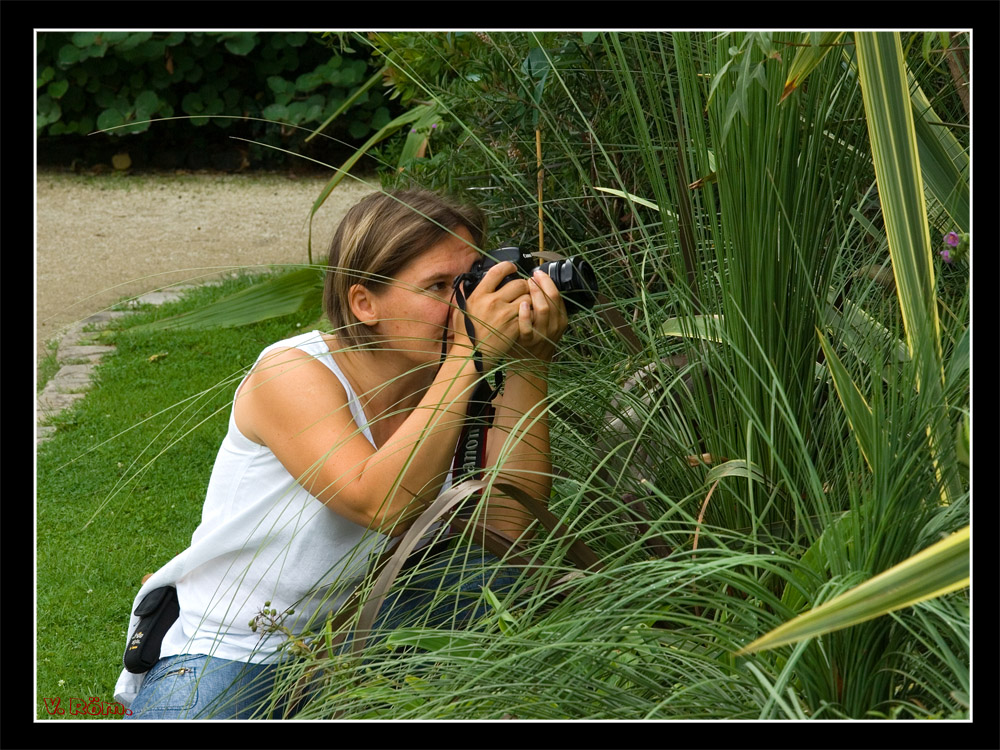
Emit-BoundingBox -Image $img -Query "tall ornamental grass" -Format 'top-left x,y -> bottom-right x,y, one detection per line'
231,31 -> 968,720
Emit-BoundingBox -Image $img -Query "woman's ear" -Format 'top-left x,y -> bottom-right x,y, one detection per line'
348,283 -> 381,328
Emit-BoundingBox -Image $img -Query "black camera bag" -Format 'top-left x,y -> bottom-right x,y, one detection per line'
123,585 -> 180,674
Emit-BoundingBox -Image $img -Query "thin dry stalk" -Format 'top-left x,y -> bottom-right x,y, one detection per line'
536,127 -> 544,255
690,479 -> 719,619
692,480 -> 719,554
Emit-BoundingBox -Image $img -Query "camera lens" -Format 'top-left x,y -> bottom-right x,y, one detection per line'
538,257 -> 597,312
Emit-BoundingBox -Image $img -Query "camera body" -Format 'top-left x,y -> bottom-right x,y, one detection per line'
460,246 -> 597,313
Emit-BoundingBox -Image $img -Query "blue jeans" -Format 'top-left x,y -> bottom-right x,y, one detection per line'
123,652 -> 295,720
124,544 -> 519,720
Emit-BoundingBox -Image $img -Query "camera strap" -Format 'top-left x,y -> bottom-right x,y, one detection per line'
446,272 -> 484,374
441,277 -> 505,514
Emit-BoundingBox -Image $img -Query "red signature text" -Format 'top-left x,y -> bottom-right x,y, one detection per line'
43,696 -> 132,717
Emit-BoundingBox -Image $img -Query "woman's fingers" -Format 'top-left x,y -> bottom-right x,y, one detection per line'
518,298 -> 534,340
475,262 -> 528,300
529,269 -> 568,338
458,262 -> 571,364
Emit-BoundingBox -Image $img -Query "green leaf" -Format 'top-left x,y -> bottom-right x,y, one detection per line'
95,107 -> 125,133
908,72 -> 970,232
38,66 -> 56,87
396,105 -> 443,165
738,526 -> 969,654
955,412 -> 969,468
780,32 -> 844,102
37,95 -> 61,130
820,293 -> 909,383
134,269 -> 323,331
71,32 -> 99,48
267,76 -> 291,94
101,32 -> 129,45
718,42 -> 763,142
134,39 -> 165,62
855,31 -> 959,503
181,91 -> 205,114
262,103 -> 289,122
119,32 -> 153,52
223,32 -> 256,56
591,186 -> 664,212
382,628 -> 485,656
57,44 -> 81,67
304,99 -> 324,123
780,511 -> 854,613
945,326 -> 969,393
661,315 -> 724,344
133,90 -> 160,119
370,106 -> 391,131
852,36 -> 970,237
705,459 -> 767,485
295,71 -> 324,92
287,101 -> 306,125
817,329 -> 883,473
348,119 -> 369,139
46,79 -> 69,99
704,57 -> 735,111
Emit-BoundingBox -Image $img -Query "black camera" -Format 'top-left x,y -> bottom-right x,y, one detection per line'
459,246 -> 597,314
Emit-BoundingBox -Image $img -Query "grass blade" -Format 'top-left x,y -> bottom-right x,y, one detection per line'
816,329 -> 883,473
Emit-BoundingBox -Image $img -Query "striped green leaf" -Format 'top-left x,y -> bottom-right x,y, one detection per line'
854,32 -> 958,503
908,71 -> 970,233
738,526 -> 969,654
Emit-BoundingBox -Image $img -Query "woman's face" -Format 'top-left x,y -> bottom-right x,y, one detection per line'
369,225 -> 480,365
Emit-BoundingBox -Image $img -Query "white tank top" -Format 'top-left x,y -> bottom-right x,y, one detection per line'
115,331 -> 454,704
157,330 -> 433,663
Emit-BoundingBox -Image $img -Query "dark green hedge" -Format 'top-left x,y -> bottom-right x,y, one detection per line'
37,31 -> 397,170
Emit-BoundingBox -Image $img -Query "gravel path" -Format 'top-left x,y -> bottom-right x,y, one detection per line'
36,168 -> 378,363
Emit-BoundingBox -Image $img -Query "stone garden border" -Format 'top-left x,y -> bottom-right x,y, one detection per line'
36,284 -> 221,446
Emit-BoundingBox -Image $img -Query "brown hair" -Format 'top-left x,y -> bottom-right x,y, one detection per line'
323,189 -> 487,349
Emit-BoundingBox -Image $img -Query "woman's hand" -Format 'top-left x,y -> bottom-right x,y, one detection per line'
448,261 -> 530,370
515,268 -> 569,365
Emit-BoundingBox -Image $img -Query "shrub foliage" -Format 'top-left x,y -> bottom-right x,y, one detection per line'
36,31 -> 397,169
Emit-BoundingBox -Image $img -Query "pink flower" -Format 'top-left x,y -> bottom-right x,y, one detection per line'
940,248 -> 953,263
944,232 -> 960,247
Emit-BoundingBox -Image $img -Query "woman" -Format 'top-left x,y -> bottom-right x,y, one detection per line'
116,189 -> 568,719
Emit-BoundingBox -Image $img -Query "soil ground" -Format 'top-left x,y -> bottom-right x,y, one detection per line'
35,167 -> 379,363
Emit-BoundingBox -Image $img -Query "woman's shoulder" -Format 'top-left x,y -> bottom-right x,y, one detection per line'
234,335 -> 349,444
249,332 -> 340,388
259,329 -> 332,358
249,330 -> 341,377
